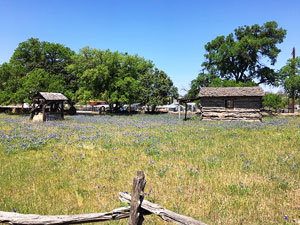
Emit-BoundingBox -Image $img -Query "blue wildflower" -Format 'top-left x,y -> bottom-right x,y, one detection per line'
284,215 -> 288,221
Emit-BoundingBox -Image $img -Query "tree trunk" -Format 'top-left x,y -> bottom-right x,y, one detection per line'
151,105 -> 156,113
291,98 -> 295,113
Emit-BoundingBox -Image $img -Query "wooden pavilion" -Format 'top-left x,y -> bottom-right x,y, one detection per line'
30,92 -> 68,122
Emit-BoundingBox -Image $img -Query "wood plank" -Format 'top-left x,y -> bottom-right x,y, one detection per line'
119,192 -> 207,225
202,113 -> 261,118
202,107 -> 260,112
0,207 -> 131,225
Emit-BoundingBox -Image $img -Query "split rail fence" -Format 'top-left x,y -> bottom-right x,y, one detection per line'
0,171 -> 207,225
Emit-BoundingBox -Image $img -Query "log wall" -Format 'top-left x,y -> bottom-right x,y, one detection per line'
200,97 -> 262,121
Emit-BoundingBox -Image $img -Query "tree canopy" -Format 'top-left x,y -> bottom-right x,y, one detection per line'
186,72 -> 256,98
262,93 -> 286,112
202,21 -> 286,86
0,38 -> 178,110
186,21 -> 287,99
68,47 -> 177,110
279,57 -> 300,99
139,68 -> 178,111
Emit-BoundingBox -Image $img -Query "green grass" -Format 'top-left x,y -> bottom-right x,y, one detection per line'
0,114 -> 299,224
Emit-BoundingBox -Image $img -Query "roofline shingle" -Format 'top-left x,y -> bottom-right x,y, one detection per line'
35,92 -> 68,101
198,87 -> 264,97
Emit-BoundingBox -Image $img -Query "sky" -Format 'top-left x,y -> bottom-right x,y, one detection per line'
1,0 -> 300,95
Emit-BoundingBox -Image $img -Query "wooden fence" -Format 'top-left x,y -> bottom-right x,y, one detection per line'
0,171 -> 207,225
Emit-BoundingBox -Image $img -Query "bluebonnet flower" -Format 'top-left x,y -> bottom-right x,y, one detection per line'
284,215 -> 288,221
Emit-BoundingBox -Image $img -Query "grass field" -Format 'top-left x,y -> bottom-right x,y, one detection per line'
0,113 -> 299,225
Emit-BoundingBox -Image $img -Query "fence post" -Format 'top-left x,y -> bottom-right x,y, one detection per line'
128,171 -> 146,225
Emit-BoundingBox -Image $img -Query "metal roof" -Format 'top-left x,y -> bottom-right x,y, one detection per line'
199,87 -> 264,97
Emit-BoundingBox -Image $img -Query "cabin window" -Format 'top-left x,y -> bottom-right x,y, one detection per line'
225,99 -> 234,108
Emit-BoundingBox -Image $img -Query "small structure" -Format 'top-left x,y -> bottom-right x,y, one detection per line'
198,87 -> 264,121
30,92 -> 68,121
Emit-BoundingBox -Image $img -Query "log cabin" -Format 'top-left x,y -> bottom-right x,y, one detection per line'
199,87 -> 264,122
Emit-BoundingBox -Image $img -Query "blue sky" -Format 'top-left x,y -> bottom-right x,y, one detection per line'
1,0 -> 300,95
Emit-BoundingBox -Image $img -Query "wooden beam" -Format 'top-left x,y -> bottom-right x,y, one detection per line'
0,207 -> 131,225
119,192 -> 207,225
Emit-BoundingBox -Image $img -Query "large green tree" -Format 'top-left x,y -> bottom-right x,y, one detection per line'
8,38 -> 75,101
0,62 -> 24,104
280,57 -> 300,100
10,38 -> 74,75
1,39 -> 178,110
139,68 -> 178,111
0,38 -> 75,104
202,21 -> 286,85
68,47 -> 178,111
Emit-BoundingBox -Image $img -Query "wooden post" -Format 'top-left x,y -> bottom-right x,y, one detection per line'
42,104 -> 46,122
61,102 -> 65,120
128,171 -> 146,225
184,103 -> 187,120
291,47 -> 296,113
30,106 -> 35,120
178,103 -> 181,120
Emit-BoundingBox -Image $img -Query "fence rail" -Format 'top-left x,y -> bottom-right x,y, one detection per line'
0,171 -> 207,225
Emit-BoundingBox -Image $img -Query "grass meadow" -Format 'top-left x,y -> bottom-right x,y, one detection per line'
0,113 -> 299,225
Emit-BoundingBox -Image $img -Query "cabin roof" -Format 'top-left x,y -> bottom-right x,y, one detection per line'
198,87 -> 264,97
35,92 -> 68,101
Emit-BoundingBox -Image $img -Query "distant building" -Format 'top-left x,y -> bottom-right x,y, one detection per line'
198,87 -> 264,121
